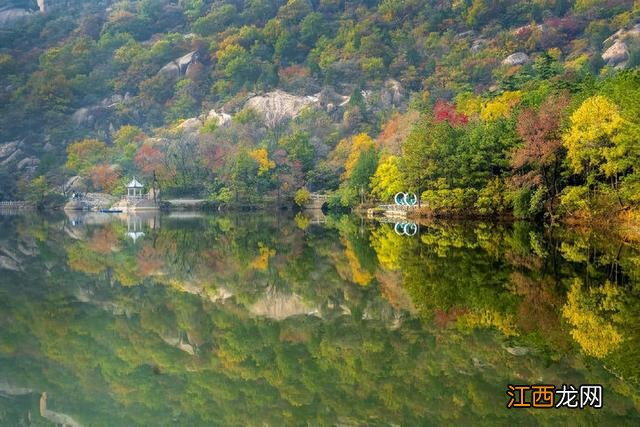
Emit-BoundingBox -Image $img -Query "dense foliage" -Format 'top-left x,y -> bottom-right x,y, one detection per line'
0,0 -> 638,220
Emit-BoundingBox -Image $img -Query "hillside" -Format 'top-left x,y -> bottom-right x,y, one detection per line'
0,0 -> 639,222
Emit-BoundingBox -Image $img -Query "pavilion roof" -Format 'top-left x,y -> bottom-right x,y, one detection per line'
127,178 -> 143,188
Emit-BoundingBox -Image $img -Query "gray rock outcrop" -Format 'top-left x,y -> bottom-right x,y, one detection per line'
249,286 -> 318,320
207,109 -> 232,127
64,192 -> 118,211
602,24 -> 640,68
502,52 -> 531,66
602,40 -> 629,68
0,7 -> 32,28
158,51 -> 199,79
244,90 -> 319,127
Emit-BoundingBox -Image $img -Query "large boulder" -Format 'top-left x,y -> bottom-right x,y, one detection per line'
379,79 -> 404,108
177,117 -> 202,134
71,93 -> 130,130
602,24 -> 640,69
207,109 -> 232,127
249,287 -> 318,321
16,156 -> 39,175
0,5 -> 33,29
63,175 -> 88,195
0,140 -> 22,160
502,52 -> 531,66
316,86 -> 350,112
64,192 -> 117,211
158,51 -> 199,79
602,40 -> 630,68
244,90 -> 319,127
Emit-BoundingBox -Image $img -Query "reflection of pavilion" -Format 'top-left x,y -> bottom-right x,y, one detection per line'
126,215 -> 145,242
124,212 -> 160,242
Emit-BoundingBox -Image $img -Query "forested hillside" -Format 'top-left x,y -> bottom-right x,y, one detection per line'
0,0 -> 639,222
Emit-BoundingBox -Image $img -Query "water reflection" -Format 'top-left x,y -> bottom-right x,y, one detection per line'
0,212 -> 638,425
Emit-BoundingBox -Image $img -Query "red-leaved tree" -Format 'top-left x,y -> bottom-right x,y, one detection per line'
510,94 -> 570,213
433,99 -> 469,127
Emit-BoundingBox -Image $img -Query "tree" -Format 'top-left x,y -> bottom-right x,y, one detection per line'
134,144 -> 167,178
294,188 -> 311,206
433,100 -> 468,127
66,139 -> 108,174
510,94 -> 570,214
249,148 -> 276,176
90,164 -> 120,193
481,91 -> 522,121
370,155 -> 404,201
563,96 -> 627,178
278,131 -> 315,172
342,133 -> 377,180
114,125 -> 145,165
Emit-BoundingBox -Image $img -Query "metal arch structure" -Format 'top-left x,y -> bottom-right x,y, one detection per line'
394,192 -> 418,207
394,222 -> 418,236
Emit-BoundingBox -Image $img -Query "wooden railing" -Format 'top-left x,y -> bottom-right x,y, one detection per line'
0,201 -> 34,209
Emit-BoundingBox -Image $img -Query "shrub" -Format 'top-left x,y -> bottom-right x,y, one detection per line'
294,187 -> 311,206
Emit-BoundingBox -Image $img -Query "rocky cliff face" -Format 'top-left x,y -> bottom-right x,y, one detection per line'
602,24 -> 640,69
244,90 -> 320,128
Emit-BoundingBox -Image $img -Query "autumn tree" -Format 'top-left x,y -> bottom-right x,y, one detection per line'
510,94 -> 570,216
134,143 -> 167,179
66,139 -> 108,174
370,155 -> 404,201
90,164 -> 120,193
563,95 -> 640,206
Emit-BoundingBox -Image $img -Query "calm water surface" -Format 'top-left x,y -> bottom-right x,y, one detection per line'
0,211 -> 639,425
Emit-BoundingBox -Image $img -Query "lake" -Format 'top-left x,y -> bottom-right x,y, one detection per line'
0,211 -> 639,425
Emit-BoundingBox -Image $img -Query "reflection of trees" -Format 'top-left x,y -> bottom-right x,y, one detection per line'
2,214 -> 640,424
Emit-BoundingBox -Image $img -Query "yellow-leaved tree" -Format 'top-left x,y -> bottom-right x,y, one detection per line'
370,155 -> 405,201
562,278 -> 623,358
249,148 -> 275,176
480,90 -> 522,121
342,133 -> 376,180
563,95 -> 631,178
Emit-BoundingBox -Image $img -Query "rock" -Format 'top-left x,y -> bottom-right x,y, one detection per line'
0,147 -> 23,166
380,79 -> 404,107
0,8 -> 32,29
177,117 -> 202,134
0,381 -> 32,396
603,23 -> 640,45
160,333 -> 195,355
0,254 -> 21,271
502,52 -> 531,66
63,175 -> 88,195
602,40 -> 630,68
207,109 -> 232,127
504,346 -> 531,356
0,140 -> 21,159
63,192 -> 117,211
244,90 -> 319,127
209,286 -> 234,303
249,286 -> 316,320
470,38 -> 487,52
40,393 -> 82,427
602,24 -> 640,69
16,156 -> 39,173
317,86 -> 350,112
72,94 -> 129,128
456,30 -> 475,39
158,50 -> 199,78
